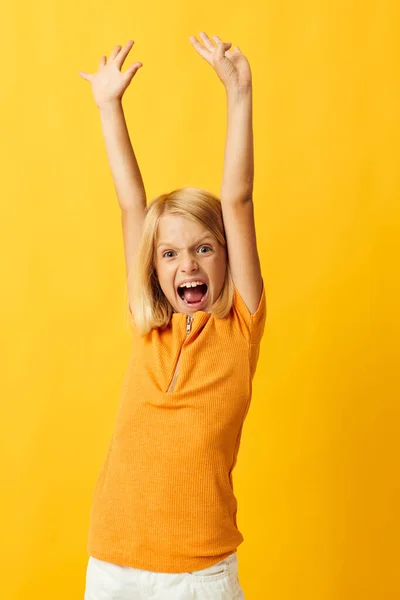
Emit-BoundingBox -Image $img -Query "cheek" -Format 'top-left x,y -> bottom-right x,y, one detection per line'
155,264 -> 173,287
211,253 -> 226,272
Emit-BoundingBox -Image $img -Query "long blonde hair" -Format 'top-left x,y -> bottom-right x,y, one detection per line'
124,186 -> 234,335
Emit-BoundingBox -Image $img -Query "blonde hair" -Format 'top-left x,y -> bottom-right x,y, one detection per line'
124,186 -> 234,335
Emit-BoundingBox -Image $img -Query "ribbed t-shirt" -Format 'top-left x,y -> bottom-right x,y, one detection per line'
87,280 -> 267,573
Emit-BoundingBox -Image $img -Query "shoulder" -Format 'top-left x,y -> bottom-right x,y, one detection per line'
231,278 -> 267,344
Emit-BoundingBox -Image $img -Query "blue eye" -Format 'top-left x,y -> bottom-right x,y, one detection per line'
199,245 -> 212,253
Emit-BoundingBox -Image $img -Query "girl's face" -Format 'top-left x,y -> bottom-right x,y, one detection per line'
154,213 -> 227,314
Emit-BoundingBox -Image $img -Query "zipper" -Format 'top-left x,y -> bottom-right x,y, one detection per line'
167,314 -> 194,393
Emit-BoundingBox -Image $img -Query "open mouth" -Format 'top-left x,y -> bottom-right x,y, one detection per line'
177,283 -> 208,308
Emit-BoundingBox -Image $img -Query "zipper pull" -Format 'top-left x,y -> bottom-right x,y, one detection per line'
186,315 -> 194,335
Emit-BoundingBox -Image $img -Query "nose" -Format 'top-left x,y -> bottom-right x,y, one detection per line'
179,250 -> 199,272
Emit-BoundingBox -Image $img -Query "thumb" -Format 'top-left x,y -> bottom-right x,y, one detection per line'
78,71 -> 92,82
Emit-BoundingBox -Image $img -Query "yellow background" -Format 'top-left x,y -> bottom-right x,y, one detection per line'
1,1 -> 398,598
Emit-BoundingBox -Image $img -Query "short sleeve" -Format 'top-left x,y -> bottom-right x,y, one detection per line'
232,279 -> 267,345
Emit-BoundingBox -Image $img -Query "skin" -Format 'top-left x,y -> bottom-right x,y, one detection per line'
154,213 -> 227,315
79,33 -> 259,313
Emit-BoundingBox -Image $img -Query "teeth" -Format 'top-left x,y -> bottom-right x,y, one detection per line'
179,281 -> 204,288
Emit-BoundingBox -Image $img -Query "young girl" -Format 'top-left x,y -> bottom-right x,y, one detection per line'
79,32 -> 266,600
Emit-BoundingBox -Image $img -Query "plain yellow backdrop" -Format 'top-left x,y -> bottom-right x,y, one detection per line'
1,1 -> 398,598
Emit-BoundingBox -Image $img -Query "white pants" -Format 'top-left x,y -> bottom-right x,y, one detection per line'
84,551 -> 245,599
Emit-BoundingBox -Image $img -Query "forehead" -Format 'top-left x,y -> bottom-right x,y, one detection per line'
156,214 -> 214,246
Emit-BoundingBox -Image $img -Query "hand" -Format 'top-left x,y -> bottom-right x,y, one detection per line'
189,32 -> 252,91
78,40 -> 143,108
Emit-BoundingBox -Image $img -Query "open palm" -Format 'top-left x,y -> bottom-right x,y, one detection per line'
189,32 -> 252,90
78,40 -> 142,108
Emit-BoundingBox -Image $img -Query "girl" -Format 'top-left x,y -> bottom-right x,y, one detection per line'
79,32 -> 266,600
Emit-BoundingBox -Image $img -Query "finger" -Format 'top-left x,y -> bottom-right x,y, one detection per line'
199,31 -> 215,51
189,35 -> 212,63
98,55 -> 106,70
210,35 -> 232,51
212,35 -> 224,44
214,36 -> 242,55
78,71 -> 92,82
115,40 -> 135,69
211,35 -> 232,56
109,44 -> 122,61
124,62 -> 143,81
215,40 -> 232,61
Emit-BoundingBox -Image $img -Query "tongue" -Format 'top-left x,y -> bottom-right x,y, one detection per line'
183,286 -> 204,303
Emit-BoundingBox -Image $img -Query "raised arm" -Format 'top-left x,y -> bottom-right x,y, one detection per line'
190,33 -> 254,203
79,40 -> 147,283
189,33 -> 263,314
221,85 -> 253,203
98,100 -> 147,214
99,100 -> 147,282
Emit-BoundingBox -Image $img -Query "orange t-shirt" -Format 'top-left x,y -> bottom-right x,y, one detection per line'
87,281 -> 267,573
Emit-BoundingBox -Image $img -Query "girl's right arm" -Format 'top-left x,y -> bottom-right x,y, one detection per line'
79,40 -> 146,282
99,100 -> 147,282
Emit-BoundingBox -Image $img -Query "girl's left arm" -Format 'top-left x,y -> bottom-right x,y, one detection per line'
189,32 -> 262,313
221,85 -> 254,203
189,33 -> 254,203
220,84 -> 263,314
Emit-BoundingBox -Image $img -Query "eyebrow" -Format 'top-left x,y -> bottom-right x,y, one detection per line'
157,235 -> 215,250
